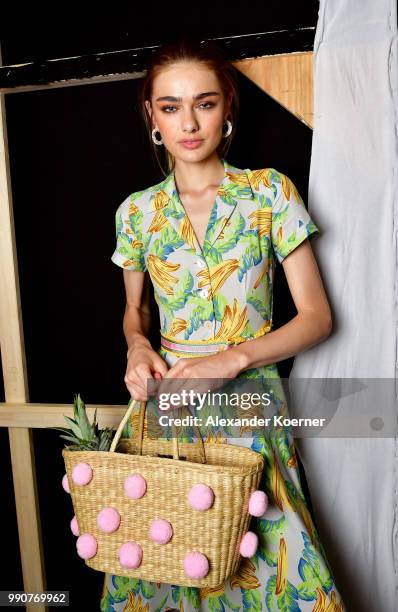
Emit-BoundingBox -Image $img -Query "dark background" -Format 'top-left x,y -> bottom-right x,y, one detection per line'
1,4 -> 319,610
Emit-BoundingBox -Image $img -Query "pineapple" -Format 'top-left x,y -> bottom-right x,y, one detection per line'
52,393 -> 115,451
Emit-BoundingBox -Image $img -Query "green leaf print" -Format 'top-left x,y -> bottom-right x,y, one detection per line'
242,588 -> 263,611
110,576 -> 156,603
110,576 -> 139,602
205,213 -> 245,263
156,294 -> 174,321
247,288 -> 272,320
258,192 -> 273,209
296,532 -> 334,601
166,269 -> 194,311
186,300 -> 215,338
237,232 -> 262,282
256,515 -> 286,567
265,575 -> 300,612
100,588 -> 115,612
221,183 -> 253,204
171,585 -> 201,609
212,293 -> 229,321
206,213 -> 229,244
152,225 -> 185,258
200,591 -> 242,612
140,579 -> 157,599
273,431 -> 296,468
154,593 -> 169,611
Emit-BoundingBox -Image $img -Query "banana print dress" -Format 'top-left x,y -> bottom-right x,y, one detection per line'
101,158 -> 346,611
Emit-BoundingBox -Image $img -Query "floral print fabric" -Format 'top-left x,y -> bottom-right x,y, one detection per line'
101,159 -> 346,611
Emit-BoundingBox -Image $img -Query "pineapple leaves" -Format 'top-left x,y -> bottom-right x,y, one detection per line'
50,393 -> 115,452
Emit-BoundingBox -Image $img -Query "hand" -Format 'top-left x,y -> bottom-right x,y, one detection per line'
125,345 -> 168,401
155,348 -> 244,410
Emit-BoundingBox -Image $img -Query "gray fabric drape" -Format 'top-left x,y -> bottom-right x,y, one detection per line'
289,1 -> 398,610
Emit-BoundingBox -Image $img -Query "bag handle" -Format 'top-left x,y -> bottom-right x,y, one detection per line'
110,397 -> 207,463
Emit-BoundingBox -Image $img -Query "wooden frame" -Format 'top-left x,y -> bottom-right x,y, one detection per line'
0,34 -> 314,611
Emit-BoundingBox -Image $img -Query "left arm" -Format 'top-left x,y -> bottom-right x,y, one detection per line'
233,239 -> 332,371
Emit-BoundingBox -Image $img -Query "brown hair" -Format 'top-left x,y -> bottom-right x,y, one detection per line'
139,36 -> 240,177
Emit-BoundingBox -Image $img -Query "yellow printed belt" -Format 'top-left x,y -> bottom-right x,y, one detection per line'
160,321 -> 271,356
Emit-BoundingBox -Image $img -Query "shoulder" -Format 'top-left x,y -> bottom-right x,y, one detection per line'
114,174 -> 170,218
246,167 -> 302,203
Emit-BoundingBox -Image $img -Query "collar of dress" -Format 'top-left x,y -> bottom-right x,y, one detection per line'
150,157 -> 256,256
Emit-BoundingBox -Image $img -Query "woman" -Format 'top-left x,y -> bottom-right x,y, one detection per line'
101,37 -> 346,612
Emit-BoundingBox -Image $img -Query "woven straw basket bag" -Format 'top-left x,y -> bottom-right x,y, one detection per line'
62,397 -> 265,588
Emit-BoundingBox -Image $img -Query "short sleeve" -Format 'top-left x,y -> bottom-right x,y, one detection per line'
271,171 -> 320,263
110,194 -> 147,271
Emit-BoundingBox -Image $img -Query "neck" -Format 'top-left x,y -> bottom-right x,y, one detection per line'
173,153 -> 225,195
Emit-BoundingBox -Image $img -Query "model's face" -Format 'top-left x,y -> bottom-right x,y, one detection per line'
145,62 -> 230,162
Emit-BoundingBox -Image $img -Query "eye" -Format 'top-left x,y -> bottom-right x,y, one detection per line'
161,105 -> 177,113
199,102 -> 215,109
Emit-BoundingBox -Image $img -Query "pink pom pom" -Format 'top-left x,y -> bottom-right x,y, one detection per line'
239,531 -> 258,558
72,462 -> 93,486
97,507 -> 121,533
149,519 -> 173,544
183,551 -> 209,579
124,474 -> 147,499
188,483 -> 214,511
248,490 -> 268,517
118,542 -> 143,569
76,533 -> 97,559
62,473 -> 70,493
70,515 -> 79,536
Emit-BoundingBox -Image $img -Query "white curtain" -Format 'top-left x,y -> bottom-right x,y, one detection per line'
289,1 -> 398,610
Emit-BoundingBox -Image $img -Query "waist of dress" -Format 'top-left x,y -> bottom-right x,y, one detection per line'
160,321 -> 272,356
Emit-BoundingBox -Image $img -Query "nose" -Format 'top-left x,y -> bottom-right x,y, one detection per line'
181,108 -> 199,133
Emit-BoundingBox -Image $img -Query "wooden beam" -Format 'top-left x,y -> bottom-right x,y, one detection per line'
0,403 -> 127,428
0,29 -> 315,93
0,43 -> 47,611
234,52 -> 314,128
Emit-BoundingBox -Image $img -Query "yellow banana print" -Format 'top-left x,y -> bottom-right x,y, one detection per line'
196,259 -> 240,296
213,297 -> 248,342
287,444 -> 298,468
127,200 -> 140,216
225,170 -> 252,187
248,207 -> 272,237
295,494 -> 319,549
229,557 -> 261,590
179,215 -> 197,250
169,318 -> 188,337
275,536 -> 288,595
148,210 -> 169,233
313,586 -> 345,612
122,590 -> 150,611
281,173 -> 302,203
151,189 -> 170,210
248,168 -> 272,190
199,581 -> 227,601
204,430 -> 229,444
147,255 -> 180,295
271,449 -> 295,512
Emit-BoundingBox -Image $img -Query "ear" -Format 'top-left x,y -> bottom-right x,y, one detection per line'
225,93 -> 233,119
145,100 -> 152,121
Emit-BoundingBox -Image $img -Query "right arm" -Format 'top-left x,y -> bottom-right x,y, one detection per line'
122,269 -> 169,400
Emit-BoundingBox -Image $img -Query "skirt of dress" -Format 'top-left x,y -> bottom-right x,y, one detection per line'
100,347 -> 346,611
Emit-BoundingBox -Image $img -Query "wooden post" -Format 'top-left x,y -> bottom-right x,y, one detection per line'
0,43 -> 47,612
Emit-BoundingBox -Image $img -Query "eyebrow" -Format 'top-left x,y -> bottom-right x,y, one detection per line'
155,91 -> 220,102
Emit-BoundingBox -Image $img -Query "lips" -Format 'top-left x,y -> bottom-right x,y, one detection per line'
179,139 -> 203,143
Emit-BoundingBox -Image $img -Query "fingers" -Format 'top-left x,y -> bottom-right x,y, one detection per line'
153,356 -> 169,378
124,363 -> 154,401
